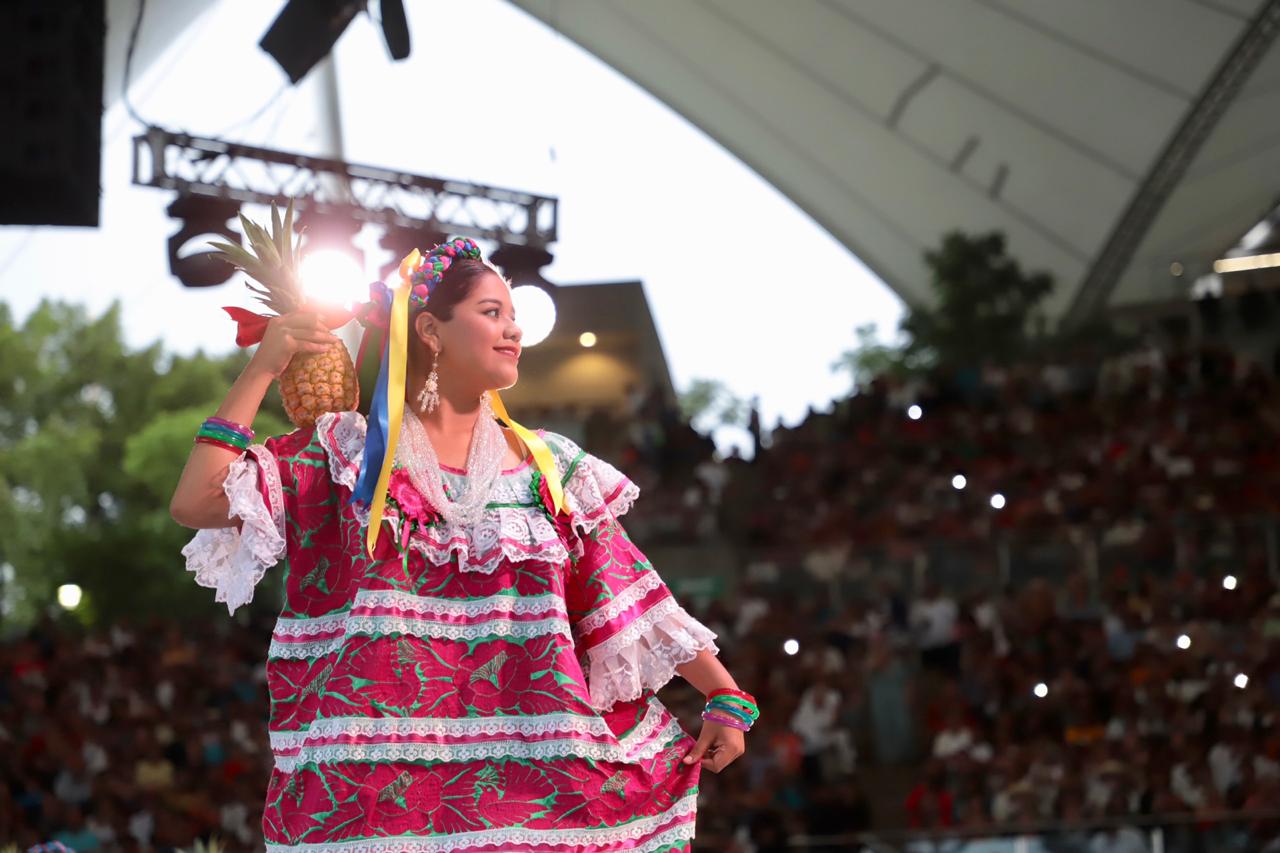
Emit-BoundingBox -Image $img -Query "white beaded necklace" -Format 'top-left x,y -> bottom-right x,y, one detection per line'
397,392 -> 507,529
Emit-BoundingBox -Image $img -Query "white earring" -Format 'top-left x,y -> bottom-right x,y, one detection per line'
418,354 -> 440,413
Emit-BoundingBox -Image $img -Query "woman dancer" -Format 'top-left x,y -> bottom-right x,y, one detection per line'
170,237 -> 759,851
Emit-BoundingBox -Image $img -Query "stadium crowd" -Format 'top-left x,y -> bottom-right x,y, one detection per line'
4,342 -> 1280,851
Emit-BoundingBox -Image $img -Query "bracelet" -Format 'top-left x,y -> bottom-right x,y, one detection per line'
205,417 -> 254,440
708,687 -> 758,706
195,435 -> 248,454
197,425 -> 250,446
706,701 -> 755,726
707,690 -> 759,720
701,709 -> 751,732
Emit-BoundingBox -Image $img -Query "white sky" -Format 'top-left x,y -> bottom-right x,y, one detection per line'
0,0 -> 902,437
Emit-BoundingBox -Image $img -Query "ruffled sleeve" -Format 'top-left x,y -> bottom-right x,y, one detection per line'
180,444 -> 286,616
547,433 -> 720,712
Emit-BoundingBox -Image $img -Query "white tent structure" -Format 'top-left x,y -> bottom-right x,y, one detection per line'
508,0 -> 1280,323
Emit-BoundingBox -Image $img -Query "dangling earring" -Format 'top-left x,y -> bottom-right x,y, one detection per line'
418,353 -> 440,413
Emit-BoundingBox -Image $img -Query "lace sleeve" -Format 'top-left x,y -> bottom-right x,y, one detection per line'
180,445 -> 286,615
566,518 -> 719,712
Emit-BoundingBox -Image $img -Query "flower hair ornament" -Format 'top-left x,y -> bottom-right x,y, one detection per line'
349,236 -> 565,558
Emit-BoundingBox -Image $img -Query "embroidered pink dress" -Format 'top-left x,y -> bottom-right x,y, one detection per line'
182,411 -> 719,852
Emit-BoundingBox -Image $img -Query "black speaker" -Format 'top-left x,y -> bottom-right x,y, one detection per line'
0,0 -> 104,226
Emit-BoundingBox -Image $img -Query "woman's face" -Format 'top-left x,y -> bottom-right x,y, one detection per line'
424,272 -> 522,395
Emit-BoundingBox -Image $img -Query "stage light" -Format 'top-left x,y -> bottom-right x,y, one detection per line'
1223,575 -> 1238,590
299,250 -> 366,309
1033,682 -> 1048,698
1177,634 -> 1191,650
907,405 -> 923,420
379,0 -> 410,60
512,285 -> 556,347
579,332 -> 597,348
168,197 -> 243,288
57,584 -> 83,609
783,639 -> 800,656
990,493 -> 1006,510
1234,673 -> 1249,689
952,474 -> 967,490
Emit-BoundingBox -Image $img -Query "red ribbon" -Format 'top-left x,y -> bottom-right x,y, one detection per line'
221,306 -> 358,348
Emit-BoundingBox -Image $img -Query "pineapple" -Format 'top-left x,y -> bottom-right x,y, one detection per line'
209,200 -> 359,429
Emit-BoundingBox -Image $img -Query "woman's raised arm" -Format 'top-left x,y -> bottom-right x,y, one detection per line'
168,311 -> 340,529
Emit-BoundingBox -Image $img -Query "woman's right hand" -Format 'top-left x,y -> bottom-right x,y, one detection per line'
248,311 -> 343,378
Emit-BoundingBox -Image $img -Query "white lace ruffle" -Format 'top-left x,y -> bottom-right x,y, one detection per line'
180,446 -> 286,616
313,411 -> 640,572
583,597 -> 720,712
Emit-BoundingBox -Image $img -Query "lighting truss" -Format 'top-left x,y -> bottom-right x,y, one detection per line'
131,126 -> 557,248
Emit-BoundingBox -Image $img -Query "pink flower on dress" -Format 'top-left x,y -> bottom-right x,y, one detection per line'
387,468 -> 442,529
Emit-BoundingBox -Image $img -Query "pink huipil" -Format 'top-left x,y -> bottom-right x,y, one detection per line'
181,411 -> 719,852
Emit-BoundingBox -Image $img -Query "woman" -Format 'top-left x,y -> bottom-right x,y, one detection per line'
170,238 -> 758,851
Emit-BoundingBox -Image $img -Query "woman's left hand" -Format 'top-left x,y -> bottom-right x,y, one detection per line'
682,719 -> 746,773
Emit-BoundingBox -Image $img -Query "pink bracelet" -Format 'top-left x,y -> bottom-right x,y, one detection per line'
701,710 -> 751,732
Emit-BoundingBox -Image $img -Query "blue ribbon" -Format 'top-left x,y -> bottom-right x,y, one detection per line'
350,339 -> 391,508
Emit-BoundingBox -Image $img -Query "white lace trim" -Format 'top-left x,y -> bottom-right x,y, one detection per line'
274,718 -> 682,772
343,614 -> 572,644
574,571 -> 667,636
584,598 -> 721,712
313,411 -> 639,572
180,446 -> 286,616
269,592 -> 572,658
263,791 -> 697,852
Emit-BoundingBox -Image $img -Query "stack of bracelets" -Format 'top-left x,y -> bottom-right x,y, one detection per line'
701,687 -> 759,733
195,417 -> 254,454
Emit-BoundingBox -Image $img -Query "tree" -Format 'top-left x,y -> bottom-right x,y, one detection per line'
833,231 -> 1057,389
0,299 -> 290,627
678,378 -> 749,434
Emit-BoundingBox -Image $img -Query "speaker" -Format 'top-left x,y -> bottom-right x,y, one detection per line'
0,0 -> 104,226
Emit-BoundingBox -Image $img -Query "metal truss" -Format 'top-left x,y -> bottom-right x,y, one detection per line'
1063,0 -> 1280,327
131,126 -> 558,248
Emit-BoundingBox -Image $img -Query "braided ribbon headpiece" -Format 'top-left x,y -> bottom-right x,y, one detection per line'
349,237 -> 564,558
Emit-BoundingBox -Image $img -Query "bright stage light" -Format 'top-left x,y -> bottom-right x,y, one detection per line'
1176,634 -> 1191,650
1223,575 -> 1237,591
1033,682 -> 1048,699
907,405 -> 923,420
990,493 -> 1006,510
300,250 -> 366,309
57,584 -> 83,609
511,286 -> 556,347
1235,673 -> 1249,689
579,332 -> 597,348
952,474 -> 967,490
783,639 -> 800,656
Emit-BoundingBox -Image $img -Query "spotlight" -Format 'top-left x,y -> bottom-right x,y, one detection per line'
1033,682 -> 1048,698
990,493 -> 1006,510
1234,673 -> 1249,689
579,332 -> 597,348
1176,634 -> 1191,650
300,250 -> 366,308
907,405 -> 923,420
57,584 -> 82,609
952,474 -> 967,490
1223,575 -> 1238,590
783,639 -> 800,656
167,197 -> 243,288
511,286 -> 556,347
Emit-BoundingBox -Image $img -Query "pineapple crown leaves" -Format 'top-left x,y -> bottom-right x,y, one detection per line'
207,199 -> 307,316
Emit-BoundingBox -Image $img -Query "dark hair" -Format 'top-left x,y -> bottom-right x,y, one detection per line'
409,256 -> 508,367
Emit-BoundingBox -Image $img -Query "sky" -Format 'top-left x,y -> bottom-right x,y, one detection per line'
0,0 -> 903,446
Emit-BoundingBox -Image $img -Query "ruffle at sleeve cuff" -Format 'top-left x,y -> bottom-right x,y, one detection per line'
180,446 -> 285,615
583,597 -> 720,712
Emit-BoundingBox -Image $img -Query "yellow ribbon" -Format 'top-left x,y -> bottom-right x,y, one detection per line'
363,248 -> 564,556
363,251 -> 417,558
489,390 -> 565,515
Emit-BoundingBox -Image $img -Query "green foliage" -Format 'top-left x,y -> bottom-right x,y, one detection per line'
678,378 -> 748,433
834,231 -> 1063,389
0,298 -> 288,627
